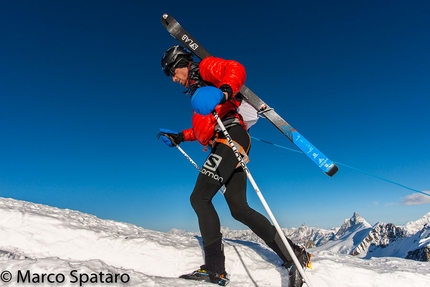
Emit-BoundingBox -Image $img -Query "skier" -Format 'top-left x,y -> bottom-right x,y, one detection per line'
157,45 -> 311,287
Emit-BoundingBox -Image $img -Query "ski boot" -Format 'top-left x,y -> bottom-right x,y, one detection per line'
283,245 -> 312,287
179,265 -> 229,286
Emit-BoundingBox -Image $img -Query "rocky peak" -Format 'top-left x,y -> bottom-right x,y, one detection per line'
404,212 -> 430,235
351,222 -> 406,256
334,212 -> 371,240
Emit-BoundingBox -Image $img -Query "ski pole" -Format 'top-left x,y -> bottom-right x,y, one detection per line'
157,132 -> 227,194
175,145 -> 200,171
213,112 -> 314,287
174,144 -> 226,195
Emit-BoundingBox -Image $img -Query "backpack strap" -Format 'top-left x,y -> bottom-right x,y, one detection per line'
214,138 -> 249,168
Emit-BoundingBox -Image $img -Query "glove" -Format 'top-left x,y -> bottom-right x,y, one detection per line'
219,84 -> 233,100
157,128 -> 184,147
190,86 -> 226,116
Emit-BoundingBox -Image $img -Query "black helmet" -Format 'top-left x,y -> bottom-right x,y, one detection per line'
161,45 -> 193,76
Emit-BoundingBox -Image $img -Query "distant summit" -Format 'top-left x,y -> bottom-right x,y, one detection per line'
351,222 -> 406,256
332,212 -> 371,241
313,212 -> 430,262
403,212 -> 430,235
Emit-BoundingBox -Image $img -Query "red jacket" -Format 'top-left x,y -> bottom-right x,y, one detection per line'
182,57 -> 246,146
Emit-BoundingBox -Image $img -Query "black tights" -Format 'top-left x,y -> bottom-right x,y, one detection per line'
190,125 -> 276,248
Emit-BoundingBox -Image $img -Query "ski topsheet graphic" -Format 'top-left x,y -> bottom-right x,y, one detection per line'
161,13 -> 338,177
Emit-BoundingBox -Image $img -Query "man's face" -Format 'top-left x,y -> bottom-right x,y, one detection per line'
171,67 -> 188,87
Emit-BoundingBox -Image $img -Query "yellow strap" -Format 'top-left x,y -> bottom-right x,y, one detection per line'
215,138 -> 250,168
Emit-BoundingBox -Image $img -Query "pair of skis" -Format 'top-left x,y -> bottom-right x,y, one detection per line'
161,13 -> 338,177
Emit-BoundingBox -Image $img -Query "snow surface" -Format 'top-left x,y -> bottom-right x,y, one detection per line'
0,197 -> 429,287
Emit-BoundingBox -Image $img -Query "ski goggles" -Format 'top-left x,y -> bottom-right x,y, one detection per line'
163,58 -> 189,77
163,60 -> 181,77
163,64 -> 174,77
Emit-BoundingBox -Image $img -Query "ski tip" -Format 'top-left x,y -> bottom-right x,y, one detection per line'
161,13 -> 178,30
161,13 -> 170,25
325,164 -> 339,177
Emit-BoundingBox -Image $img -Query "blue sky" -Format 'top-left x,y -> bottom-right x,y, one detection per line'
1,1 -> 429,232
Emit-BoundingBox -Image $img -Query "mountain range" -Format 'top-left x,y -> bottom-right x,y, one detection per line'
211,211 -> 430,262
